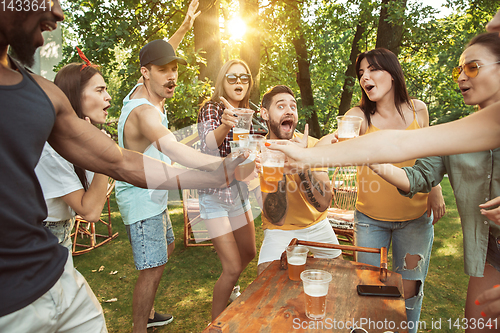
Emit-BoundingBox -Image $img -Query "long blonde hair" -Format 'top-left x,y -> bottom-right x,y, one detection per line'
201,59 -> 253,110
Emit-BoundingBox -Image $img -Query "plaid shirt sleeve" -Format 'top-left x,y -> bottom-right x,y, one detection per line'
197,101 -> 232,157
198,101 -> 222,154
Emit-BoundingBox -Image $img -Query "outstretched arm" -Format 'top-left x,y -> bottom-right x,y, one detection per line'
134,104 -> 223,171
168,0 -> 201,50
270,101 -> 500,168
43,77 -> 237,190
369,164 -> 445,224
369,164 -> 411,192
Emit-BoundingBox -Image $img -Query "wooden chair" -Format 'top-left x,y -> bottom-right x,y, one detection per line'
71,178 -> 119,255
280,238 -> 388,282
328,166 -> 357,259
182,189 -> 213,247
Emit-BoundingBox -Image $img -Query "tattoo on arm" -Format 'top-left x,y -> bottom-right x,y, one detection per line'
263,176 -> 287,225
308,169 -> 325,196
299,172 -> 321,209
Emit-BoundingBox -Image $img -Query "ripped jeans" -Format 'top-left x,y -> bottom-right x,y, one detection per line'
355,211 -> 434,333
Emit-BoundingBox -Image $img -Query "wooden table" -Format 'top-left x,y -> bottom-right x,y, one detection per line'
204,258 -> 407,333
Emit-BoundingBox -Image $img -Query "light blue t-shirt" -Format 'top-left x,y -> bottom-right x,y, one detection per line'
115,84 -> 171,225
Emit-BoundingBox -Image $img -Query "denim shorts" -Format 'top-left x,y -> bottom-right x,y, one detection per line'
199,192 -> 251,220
487,232 -> 500,273
126,210 -> 174,270
43,216 -> 76,252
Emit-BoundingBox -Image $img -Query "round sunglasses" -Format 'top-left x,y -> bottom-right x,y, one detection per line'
452,61 -> 500,82
225,73 -> 251,85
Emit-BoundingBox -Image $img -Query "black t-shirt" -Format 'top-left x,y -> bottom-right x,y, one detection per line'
0,59 -> 67,316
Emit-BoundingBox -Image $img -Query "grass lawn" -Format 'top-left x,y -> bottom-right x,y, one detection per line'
74,177 -> 468,333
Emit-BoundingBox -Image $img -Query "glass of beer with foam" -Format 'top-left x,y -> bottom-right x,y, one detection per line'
336,115 -> 363,142
300,269 -> 332,320
286,245 -> 308,281
259,150 -> 285,193
233,108 -> 254,141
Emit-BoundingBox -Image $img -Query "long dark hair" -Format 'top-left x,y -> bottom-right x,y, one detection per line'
467,32 -> 500,61
355,48 -> 411,127
54,63 -> 102,191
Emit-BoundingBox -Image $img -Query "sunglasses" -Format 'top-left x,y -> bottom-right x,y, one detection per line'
452,61 -> 500,82
225,73 -> 251,85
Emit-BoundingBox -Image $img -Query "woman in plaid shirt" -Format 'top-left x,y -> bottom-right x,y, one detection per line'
197,59 -> 256,320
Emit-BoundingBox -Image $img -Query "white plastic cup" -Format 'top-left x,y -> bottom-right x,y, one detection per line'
336,115 -> 363,142
286,245 -> 308,281
300,269 -> 332,320
233,108 -> 254,140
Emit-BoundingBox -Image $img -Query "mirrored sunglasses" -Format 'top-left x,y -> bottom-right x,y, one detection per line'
452,61 -> 500,82
225,73 -> 251,85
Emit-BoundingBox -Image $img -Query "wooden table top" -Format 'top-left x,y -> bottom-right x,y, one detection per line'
204,258 -> 407,333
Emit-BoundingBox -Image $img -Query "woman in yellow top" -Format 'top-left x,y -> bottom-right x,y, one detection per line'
344,48 -> 444,333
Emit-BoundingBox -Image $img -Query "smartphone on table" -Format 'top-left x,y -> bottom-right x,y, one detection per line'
356,284 -> 402,297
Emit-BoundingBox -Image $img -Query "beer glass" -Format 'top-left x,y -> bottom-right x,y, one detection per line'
300,269 -> 332,320
259,150 -> 285,193
336,115 -> 363,142
233,108 -> 254,141
286,245 -> 308,281
230,141 -> 252,182
235,134 -> 265,182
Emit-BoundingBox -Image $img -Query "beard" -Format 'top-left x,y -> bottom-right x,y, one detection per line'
268,117 -> 296,140
8,25 -> 38,67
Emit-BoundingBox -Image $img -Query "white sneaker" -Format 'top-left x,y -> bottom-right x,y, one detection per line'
229,285 -> 241,303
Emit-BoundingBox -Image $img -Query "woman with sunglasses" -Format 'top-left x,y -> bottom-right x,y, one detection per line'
34,51 -> 112,251
362,32 -> 500,332
337,48 -> 445,333
197,59 -> 256,321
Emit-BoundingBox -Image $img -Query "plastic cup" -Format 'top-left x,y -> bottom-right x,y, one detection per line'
286,245 -> 308,281
233,108 -> 254,141
239,134 -> 265,152
300,269 -> 332,320
259,150 -> 285,193
230,140 -> 256,182
336,115 -> 363,142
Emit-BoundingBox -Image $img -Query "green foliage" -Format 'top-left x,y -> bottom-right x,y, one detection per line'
60,0 -> 210,129
59,0 -> 500,134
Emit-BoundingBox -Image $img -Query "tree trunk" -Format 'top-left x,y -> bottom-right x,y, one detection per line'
338,24 -> 365,116
194,0 -> 223,83
292,33 -> 321,138
375,0 -> 408,56
239,0 -> 260,108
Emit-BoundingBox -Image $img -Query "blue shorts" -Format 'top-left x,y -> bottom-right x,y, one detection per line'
126,210 -> 174,270
487,232 -> 500,273
199,192 -> 251,220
